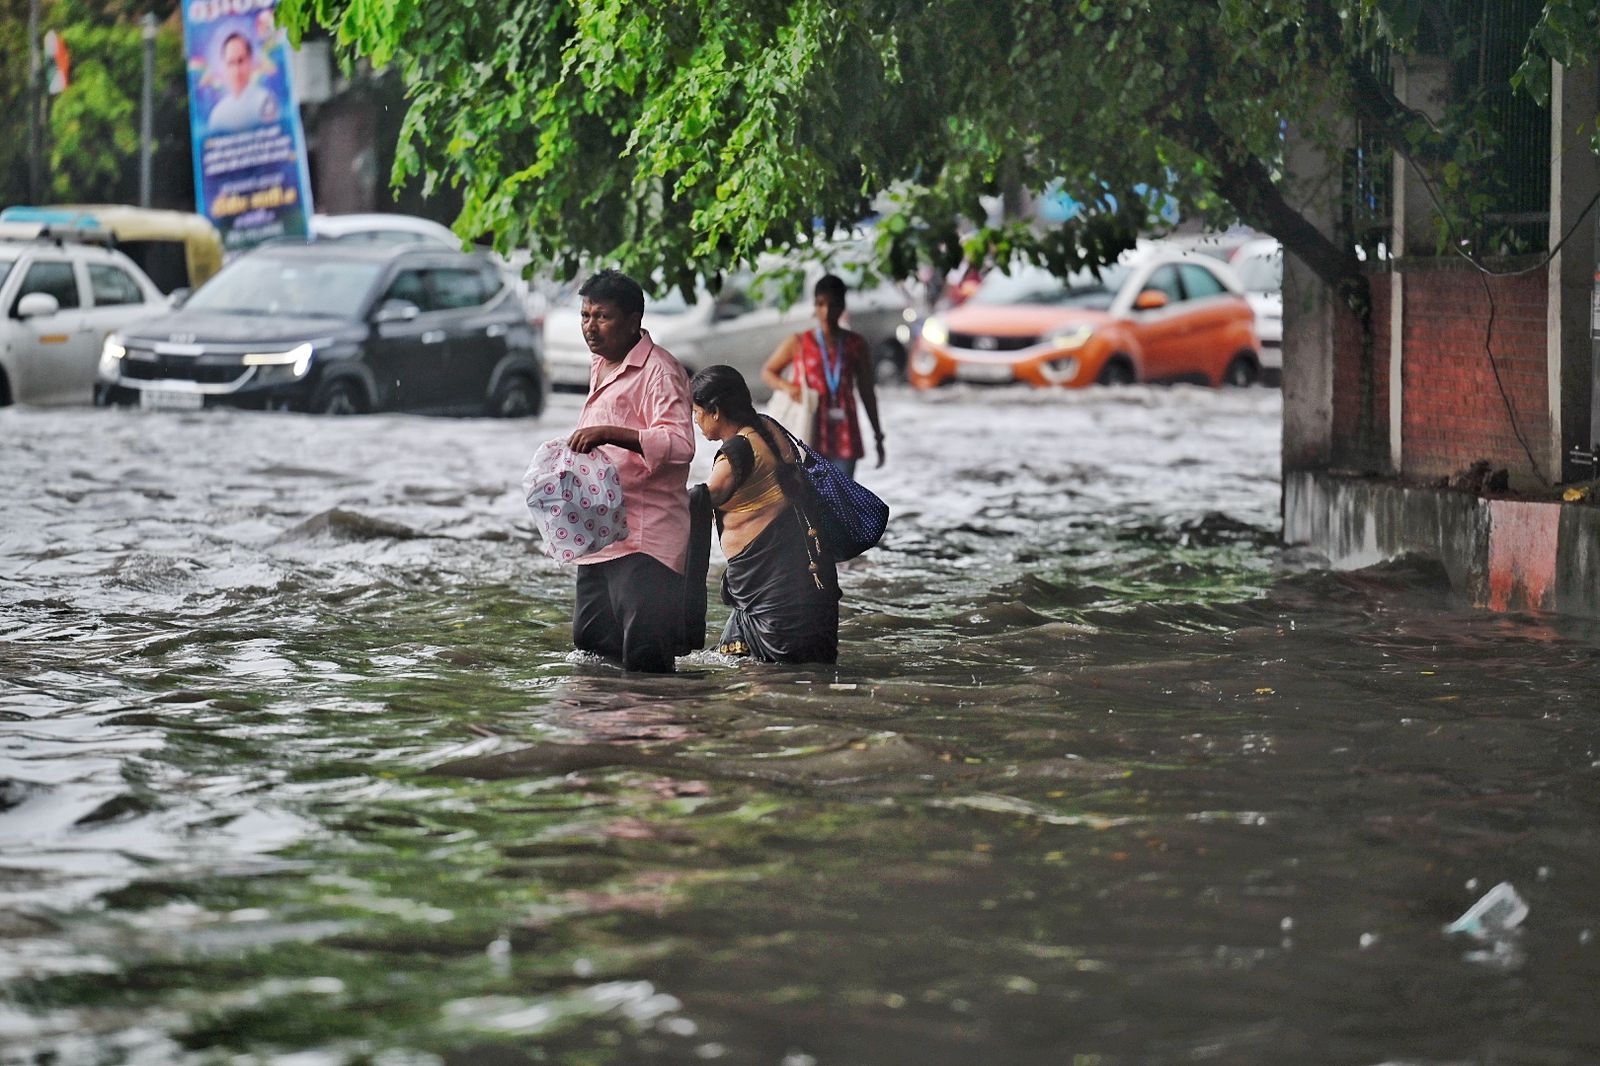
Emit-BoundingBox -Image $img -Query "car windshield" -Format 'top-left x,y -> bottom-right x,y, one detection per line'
185,256 -> 383,317
1234,251 -> 1282,294
971,264 -> 1131,310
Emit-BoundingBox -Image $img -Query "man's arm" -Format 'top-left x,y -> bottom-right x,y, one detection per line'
629,362 -> 695,472
569,424 -> 640,453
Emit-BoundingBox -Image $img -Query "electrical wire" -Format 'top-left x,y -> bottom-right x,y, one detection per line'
1473,264 -> 1547,484
1396,154 -> 1600,485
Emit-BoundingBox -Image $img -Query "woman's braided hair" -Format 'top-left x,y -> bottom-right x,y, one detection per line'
690,364 -> 805,501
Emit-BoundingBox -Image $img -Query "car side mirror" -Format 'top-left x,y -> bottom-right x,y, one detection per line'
16,292 -> 60,319
1134,289 -> 1169,311
373,299 -> 421,324
168,288 -> 191,309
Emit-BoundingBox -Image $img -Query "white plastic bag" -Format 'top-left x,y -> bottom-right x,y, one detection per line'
521,439 -> 629,563
764,368 -> 818,445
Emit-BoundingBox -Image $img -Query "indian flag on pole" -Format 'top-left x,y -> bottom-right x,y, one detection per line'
43,29 -> 69,94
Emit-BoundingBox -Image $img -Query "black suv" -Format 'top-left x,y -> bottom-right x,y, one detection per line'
95,243 -> 546,416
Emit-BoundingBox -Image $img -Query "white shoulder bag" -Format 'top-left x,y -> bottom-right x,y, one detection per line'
764,365 -> 818,445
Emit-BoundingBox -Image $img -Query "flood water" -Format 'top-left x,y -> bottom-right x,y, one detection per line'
3,386 -> 1599,1066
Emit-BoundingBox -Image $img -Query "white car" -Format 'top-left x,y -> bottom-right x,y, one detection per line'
545,275 -> 807,394
309,213 -> 542,325
1230,237 -> 1282,378
545,263 -> 915,394
0,237 -> 167,406
310,212 -> 462,247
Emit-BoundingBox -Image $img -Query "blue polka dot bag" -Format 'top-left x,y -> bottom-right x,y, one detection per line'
772,422 -> 889,560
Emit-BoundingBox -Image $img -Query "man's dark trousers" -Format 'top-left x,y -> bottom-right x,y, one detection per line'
573,553 -> 685,673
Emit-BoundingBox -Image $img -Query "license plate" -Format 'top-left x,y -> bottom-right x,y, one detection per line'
954,360 -> 1015,383
139,389 -> 204,411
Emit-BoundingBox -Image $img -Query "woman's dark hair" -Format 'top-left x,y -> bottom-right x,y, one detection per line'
691,365 -> 804,499
691,364 -> 759,426
814,274 -> 847,304
579,268 -> 645,316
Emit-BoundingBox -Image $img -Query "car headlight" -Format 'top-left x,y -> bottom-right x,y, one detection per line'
920,317 -> 949,346
98,335 -> 127,379
242,342 -> 315,378
1044,325 -> 1093,350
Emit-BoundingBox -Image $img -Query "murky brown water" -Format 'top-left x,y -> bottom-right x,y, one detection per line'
3,386 -> 1599,1066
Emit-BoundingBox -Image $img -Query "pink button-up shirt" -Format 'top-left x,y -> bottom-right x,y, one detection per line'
574,330 -> 695,573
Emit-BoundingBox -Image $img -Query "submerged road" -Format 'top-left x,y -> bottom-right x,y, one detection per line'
2,385 -> 1598,1065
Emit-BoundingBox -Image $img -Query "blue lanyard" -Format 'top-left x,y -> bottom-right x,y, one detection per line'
814,327 -> 844,397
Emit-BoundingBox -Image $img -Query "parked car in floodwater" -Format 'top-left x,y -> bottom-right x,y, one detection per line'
907,247 -> 1262,389
307,212 -> 545,327
0,235 -> 167,406
1230,237 -> 1282,383
95,243 -> 546,417
545,263 -> 915,395
310,212 -> 461,248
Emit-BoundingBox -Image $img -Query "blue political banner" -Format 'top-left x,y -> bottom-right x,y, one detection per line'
181,0 -> 313,252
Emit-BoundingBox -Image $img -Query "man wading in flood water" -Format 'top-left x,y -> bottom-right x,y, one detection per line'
566,269 -> 696,673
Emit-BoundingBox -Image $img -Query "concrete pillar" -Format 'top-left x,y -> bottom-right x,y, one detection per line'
1281,112 -> 1350,473
1547,60 -> 1600,483
1389,57 -> 1451,474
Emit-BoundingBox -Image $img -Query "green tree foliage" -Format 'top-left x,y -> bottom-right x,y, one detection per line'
276,0 -> 1592,295
0,1 -> 189,208
0,0 -> 39,206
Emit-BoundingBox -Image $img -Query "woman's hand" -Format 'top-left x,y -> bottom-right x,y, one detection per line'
786,381 -> 803,402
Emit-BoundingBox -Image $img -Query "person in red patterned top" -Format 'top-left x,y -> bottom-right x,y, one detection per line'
760,274 -> 885,478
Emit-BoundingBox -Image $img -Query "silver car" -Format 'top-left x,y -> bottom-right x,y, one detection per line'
544,263 -> 915,395
0,237 -> 167,406
1230,237 -> 1282,380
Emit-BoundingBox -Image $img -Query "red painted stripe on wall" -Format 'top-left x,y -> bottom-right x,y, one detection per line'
1486,500 -> 1562,611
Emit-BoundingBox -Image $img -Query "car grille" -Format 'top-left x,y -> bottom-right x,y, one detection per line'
122,351 -> 248,386
948,332 -> 1036,352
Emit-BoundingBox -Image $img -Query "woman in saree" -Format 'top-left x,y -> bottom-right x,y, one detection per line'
690,365 -> 840,663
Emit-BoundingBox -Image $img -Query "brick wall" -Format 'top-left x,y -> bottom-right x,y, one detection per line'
1398,267 -> 1549,485
1330,273 -> 1391,471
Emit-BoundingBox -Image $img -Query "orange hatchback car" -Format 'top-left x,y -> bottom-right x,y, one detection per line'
907,249 -> 1263,389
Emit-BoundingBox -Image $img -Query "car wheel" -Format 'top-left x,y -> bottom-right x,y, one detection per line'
1223,354 -> 1259,387
310,378 -> 367,415
874,341 -> 906,384
490,372 -> 544,418
1098,356 -> 1136,386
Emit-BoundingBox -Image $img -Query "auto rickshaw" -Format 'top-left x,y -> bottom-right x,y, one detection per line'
0,205 -> 223,295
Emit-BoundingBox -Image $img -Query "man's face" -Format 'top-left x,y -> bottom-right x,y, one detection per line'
579,297 -> 641,363
223,38 -> 252,95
